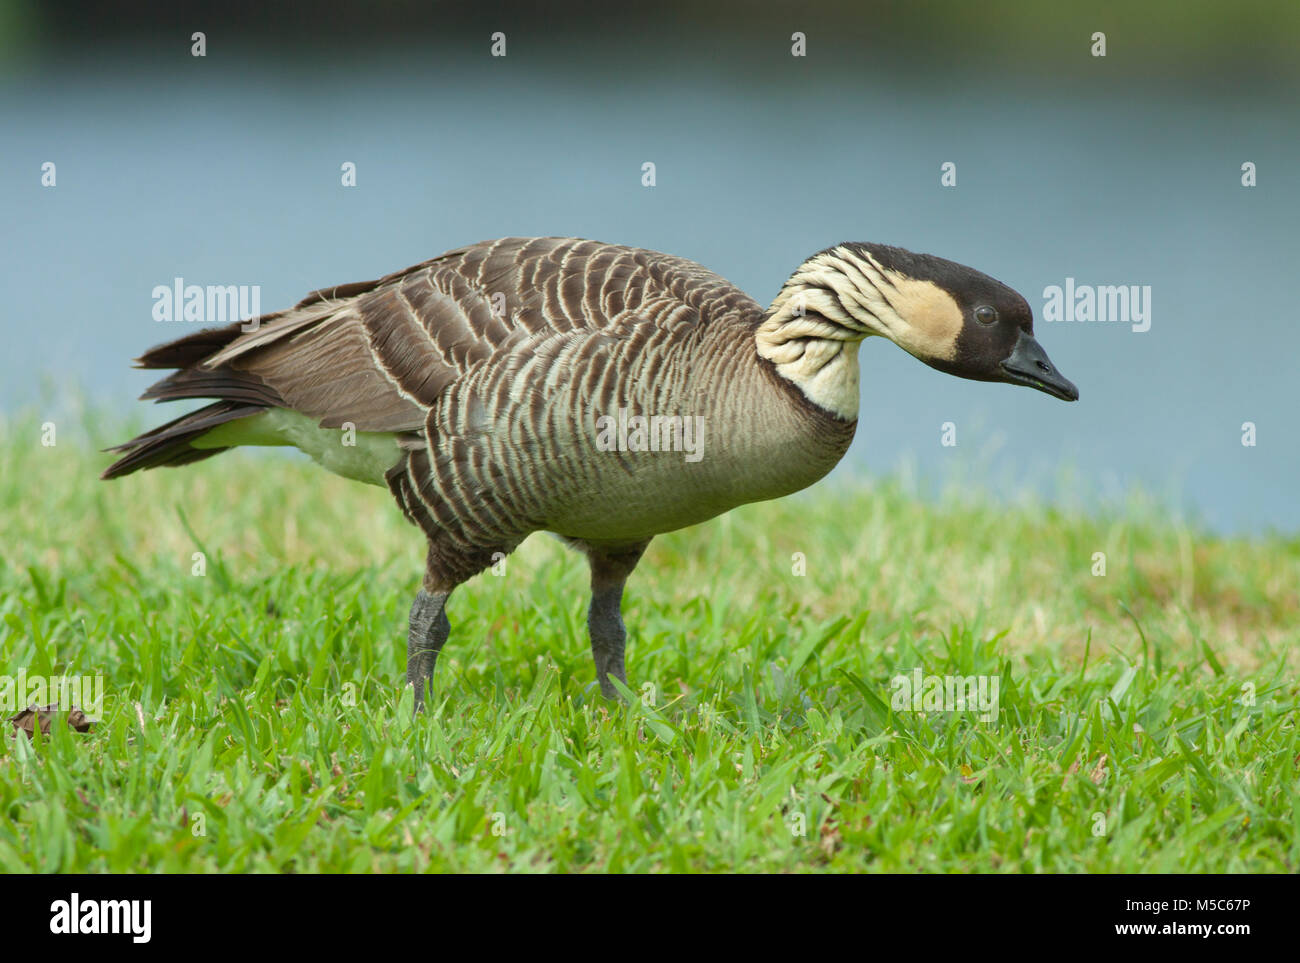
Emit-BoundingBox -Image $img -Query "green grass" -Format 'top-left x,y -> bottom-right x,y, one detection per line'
1,412 -> 1297,872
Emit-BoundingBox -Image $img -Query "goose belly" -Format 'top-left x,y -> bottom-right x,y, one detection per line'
541,417 -> 854,541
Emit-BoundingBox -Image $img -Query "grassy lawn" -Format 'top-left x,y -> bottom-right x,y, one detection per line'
1,412 -> 1297,872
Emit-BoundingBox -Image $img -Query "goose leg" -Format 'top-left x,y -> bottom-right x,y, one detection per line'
406,587 -> 451,712
585,541 -> 650,699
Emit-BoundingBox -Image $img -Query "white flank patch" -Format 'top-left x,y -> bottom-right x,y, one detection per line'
193,408 -> 402,486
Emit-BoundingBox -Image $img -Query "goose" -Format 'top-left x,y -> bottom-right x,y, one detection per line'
103,237 -> 1078,708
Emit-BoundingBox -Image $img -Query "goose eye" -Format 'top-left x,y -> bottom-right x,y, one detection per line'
974,305 -> 998,325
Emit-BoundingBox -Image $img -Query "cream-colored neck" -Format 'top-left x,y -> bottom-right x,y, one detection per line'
755,291 -> 869,421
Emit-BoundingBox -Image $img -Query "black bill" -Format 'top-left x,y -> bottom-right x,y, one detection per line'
1000,330 -> 1079,401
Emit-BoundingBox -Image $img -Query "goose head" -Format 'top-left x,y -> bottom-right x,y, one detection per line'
769,242 -> 1079,402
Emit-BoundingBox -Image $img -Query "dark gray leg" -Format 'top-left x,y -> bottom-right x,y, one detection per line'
406,588 -> 450,712
585,541 -> 650,699
588,584 -> 628,699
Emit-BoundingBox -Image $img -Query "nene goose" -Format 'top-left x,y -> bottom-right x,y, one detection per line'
104,237 -> 1078,707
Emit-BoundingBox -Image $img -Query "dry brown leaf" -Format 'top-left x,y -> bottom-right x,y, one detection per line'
8,704 -> 94,738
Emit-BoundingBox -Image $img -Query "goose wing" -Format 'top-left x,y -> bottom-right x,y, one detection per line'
140,236 -> 757,434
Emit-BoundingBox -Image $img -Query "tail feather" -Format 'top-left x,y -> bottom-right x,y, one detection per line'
134,319 -> 250,369
101,401 -> 263,480
104,315 -> 294,479
139,365 -> 285,408
106,275 -> 406,481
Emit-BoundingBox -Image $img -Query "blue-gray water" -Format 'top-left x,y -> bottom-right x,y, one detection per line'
3,49 -> 1296,534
